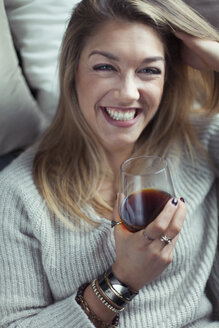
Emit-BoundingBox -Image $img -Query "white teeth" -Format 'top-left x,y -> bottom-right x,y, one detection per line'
105,108 -> 136,121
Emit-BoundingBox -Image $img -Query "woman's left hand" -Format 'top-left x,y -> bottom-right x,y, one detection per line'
174,31 -> 219,72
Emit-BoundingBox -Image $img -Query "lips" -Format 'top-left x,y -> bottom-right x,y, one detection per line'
104,107 -> 138,121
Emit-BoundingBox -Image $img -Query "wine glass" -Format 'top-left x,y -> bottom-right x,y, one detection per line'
119,155 -> 175,232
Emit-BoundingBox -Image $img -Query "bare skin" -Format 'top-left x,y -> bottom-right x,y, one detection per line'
174,31 -> 219,72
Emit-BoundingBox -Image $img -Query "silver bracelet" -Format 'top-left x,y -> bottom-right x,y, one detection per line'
91,279 -> 125,313
105,269 -> 138,302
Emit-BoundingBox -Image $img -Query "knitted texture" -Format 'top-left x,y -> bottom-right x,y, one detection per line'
0,114 -> 219,328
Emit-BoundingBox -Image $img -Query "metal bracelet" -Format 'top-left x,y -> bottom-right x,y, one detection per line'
104,272 -> 129,302
92,279 -> 125,313
97,272 -> 127,308
95,279 -> 125,310
105,268 -> 139,302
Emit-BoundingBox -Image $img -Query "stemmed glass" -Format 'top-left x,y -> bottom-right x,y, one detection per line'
118,156 -> 175,232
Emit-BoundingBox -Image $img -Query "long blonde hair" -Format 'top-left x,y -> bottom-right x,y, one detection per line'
33,0 -> 219,227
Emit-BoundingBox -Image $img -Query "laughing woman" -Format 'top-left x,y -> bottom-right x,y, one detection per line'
0,0 -> 219,327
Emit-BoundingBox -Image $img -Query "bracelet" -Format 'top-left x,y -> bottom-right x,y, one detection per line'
76,283 -> 119,328
97,268 -> 138,308
92,279 -> 125,313
106,269 -> 138,302
105,272 -> 130,302
97,272 -> 127,308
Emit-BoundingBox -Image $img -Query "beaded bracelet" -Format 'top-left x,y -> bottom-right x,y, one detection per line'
76,283 -> 120,328
97,272 -> 127,308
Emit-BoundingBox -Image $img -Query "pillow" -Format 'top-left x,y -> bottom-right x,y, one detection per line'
5,0 -> 80,120
0,0 -> 47,155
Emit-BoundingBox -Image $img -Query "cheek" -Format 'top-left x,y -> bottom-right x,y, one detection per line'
143,81 -> 165,110
76,78 -> 94,113
77,74 -> 107,104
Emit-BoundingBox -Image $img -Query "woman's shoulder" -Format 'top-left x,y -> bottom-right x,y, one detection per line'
191,112 -> 219,129
190,112 -> 219,142
0,146 -> 36,193
190,113 -> 219,167
0,146 -> 46,228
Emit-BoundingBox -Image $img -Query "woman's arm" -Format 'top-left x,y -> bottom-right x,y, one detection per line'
0,177 -> 94,328
82,197 -> 186,327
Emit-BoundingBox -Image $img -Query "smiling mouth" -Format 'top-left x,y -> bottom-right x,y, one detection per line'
104,107 -> 139,121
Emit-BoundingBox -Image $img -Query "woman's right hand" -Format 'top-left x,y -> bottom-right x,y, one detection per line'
174,31 -> 219,72
112,197 -> 186,291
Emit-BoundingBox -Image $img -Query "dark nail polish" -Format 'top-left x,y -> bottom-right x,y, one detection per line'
180,197 -> 185,203
171,197 -> 178,206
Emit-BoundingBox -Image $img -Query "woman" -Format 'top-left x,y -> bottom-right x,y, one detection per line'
0,0 -> 219,327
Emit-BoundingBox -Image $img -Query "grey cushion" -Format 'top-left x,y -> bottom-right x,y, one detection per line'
0,0 -> 47,155
184,0 -> 219,29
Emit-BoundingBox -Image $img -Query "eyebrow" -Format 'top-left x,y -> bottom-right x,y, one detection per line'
88,50 -> 165,63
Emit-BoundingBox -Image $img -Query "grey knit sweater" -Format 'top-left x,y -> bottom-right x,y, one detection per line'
0,114 -> 219,328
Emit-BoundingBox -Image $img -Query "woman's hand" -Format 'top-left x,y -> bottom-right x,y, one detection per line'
112,197 -> 186,291
174,31 -> 219,72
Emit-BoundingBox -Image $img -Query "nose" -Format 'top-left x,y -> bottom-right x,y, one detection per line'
113,74 -> 140,104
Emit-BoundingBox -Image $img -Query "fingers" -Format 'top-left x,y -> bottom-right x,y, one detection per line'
112,194 -> 186,252
144,197 -> 186,250
112,196 -> 186,290
164,198 -> 186,240
145,197 -> 181,239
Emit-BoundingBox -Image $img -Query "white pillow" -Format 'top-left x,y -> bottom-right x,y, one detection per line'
5,0 -> 80,120
0,0 -> 47,155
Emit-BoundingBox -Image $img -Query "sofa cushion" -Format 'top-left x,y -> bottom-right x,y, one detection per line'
0,0 -> 46,155
184,0 -> 219,29
5,0 -> 80,120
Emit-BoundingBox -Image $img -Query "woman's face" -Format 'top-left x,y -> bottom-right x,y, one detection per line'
76,19 -> 165,155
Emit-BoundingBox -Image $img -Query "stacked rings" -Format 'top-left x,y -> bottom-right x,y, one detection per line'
160,234 -> 172,245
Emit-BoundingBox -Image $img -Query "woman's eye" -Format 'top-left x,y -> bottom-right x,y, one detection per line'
93,64 -> 116,71
139,67 -> 161,75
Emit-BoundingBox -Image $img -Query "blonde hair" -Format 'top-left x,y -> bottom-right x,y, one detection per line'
33,0 -> 219,227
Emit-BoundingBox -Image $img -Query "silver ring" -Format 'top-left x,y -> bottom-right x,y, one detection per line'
160,234 -> 172,245
143,230 -> 154,242
111,220 -> 123,228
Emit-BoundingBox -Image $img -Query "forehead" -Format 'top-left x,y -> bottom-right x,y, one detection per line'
81,19 -> 165,59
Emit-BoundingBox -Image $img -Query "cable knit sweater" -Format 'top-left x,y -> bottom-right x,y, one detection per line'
0,114 -> 219,328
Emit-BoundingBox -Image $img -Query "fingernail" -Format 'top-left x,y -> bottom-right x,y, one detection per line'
180,197 -> 185,203
171,197 -> 178,206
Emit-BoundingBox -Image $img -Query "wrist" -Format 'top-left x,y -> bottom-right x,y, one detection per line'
77,283 -> 119,327
97,267 -> 139,306
112,263 -> 142,292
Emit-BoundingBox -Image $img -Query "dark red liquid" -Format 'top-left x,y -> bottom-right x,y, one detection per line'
120,188 -> 171,232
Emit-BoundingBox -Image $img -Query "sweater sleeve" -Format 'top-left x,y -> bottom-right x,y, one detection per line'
0,178 -> 94,327
205,179 -> 219,321
201,115 -> 219,320
191,114 -> 219,320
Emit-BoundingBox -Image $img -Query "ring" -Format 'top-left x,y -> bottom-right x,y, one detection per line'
160,234 -> 172,245
143,230 -> 154,242
111,220 -> 123,228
